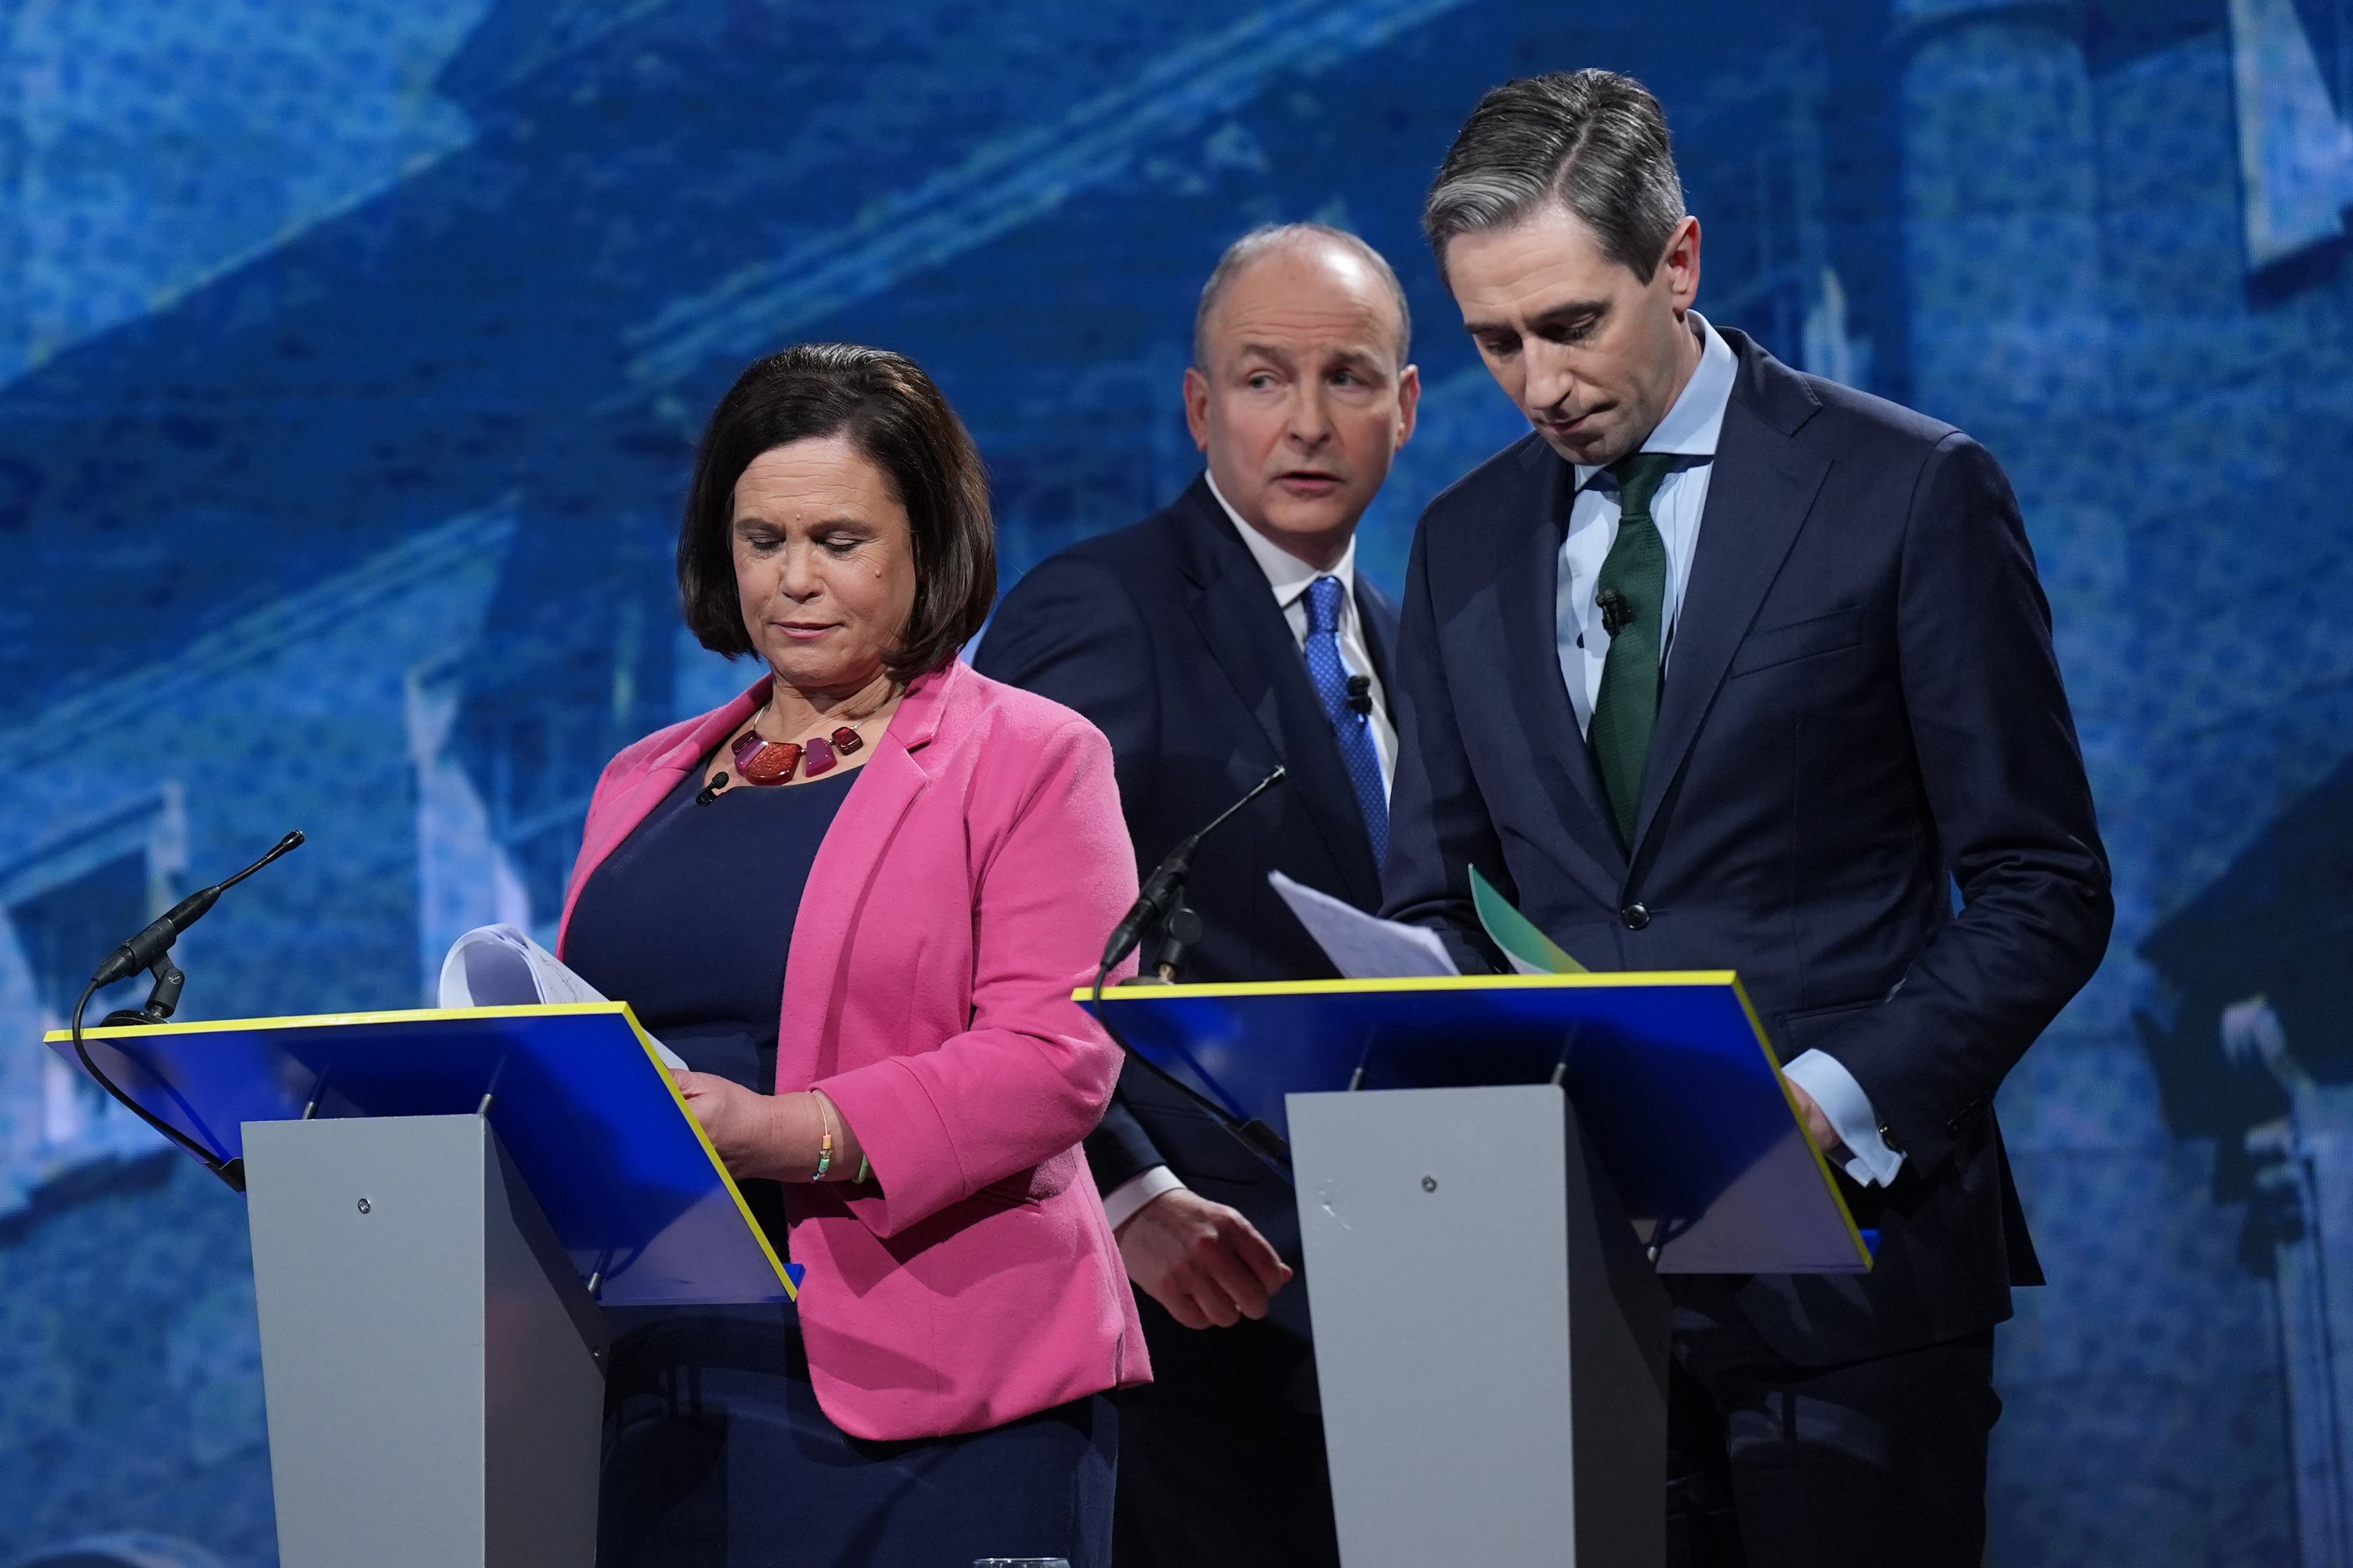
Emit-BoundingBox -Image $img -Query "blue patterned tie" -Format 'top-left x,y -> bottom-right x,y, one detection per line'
1303,575 -> 1389,866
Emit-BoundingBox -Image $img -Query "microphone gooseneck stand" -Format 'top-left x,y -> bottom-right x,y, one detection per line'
69,830 -> 307,1192
1091,769 -> 1296,1179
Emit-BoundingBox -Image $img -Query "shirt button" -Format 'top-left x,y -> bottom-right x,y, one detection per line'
1620,904 -> 1650,930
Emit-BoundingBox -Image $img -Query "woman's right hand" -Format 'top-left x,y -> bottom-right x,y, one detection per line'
673,1070 -> 794,1178
672,1072 -> 865,1183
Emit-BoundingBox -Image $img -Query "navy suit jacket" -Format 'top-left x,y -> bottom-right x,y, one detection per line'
973,476 -> 1396,1410
1382,331 -> 2113,1364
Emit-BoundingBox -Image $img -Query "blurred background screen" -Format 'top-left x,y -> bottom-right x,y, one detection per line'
0,2 -> 2349,1563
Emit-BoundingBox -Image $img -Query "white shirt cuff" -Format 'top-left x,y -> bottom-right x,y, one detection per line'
1782,1049 -> 1905,1187
1101,1165 -> 1186,1232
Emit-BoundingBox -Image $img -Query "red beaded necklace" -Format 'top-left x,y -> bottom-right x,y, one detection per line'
730,722 -> 864,784
717,689 -> 894,793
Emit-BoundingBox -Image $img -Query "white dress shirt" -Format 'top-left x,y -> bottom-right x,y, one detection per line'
1553,313 -> 1903,1189
1102,476 -> 1398,1233
1210,472 -> 1398,792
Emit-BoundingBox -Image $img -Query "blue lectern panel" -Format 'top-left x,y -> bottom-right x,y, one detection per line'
46,1005 -> 797,1305
1089,974 -> 1869,1275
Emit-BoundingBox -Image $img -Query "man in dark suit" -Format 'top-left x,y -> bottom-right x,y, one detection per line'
973,222 -> 1419,1568
1382,72 -> 2112,1566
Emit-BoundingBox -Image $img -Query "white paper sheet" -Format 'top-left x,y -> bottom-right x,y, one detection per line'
1269,871 -> 1460,979
437,924 -> 689,1070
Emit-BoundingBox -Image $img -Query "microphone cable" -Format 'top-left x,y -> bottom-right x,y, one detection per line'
69,976 -> 246,1190
1089,959 -> 1293,1178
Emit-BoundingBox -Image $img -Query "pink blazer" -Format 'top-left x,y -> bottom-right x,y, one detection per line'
558,659 -> 1150,1440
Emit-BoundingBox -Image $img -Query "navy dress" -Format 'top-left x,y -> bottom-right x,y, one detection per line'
566,758 -> 1116,1568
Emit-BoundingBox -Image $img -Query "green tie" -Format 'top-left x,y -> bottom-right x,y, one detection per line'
1588,451 -> 1678,850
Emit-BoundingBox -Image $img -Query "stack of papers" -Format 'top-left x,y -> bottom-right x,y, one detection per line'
1268,873 -> 1457,978
1268,868 -> 1590,979
438,925 -> 688,1069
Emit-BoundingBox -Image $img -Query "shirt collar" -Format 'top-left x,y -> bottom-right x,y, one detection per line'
1205,469 -> 1358,609
1573,310 -> 1738,491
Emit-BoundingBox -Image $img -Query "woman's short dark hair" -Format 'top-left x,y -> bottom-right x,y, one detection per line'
678,343 -> 997,684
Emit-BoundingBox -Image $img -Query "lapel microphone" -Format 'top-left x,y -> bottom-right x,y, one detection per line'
1345,674 -> 1373,716
1596,588 -> 1634,637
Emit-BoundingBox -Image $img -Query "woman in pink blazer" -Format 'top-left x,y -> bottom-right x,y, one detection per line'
558,344 -> 1148,1568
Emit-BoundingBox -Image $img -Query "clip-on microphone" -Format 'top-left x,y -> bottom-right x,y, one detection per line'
71,830 -> 307,1191
1092,769 -> 1295,1176
1596,587 -> 1633,638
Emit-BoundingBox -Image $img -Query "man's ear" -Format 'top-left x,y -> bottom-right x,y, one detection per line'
1395,363 -> 1422,449
1182,366 -> 1212,451
1660,214 -> 1702,311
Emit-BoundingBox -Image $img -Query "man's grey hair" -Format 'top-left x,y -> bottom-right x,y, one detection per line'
1423,70 -> 1686,284
1192,222 -> 1412,370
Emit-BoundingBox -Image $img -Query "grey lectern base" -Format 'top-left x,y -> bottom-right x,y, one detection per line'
244,1114 -> 608,1568
1289,1084 -> 1670,1568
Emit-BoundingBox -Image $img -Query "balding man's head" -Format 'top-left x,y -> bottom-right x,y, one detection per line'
1192,224 -> 1412,371
1183,224 -> 1420,571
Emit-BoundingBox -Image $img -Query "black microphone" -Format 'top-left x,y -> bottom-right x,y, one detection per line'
1091,771 -> 1295,1180
73,829 -> 306,1194
1099,768 -> 1285,974
1345,674 -> 1373,717
89,830 -> 306,990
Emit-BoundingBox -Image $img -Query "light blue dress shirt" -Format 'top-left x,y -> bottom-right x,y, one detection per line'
1555,313 -> 1737,733
1554,312 -> 1903,1188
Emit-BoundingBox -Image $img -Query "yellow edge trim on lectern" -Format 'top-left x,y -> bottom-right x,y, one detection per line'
608,1003 -> 800,1301
1075,970 -> 1743,1002
1079,969 -> 1875,1271
1725,986 -> 1874,1268
48,1002 -> 800,1300
45,1001 -> 630,1041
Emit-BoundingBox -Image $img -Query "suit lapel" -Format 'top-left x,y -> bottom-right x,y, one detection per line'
783,663 -> 951,1079
1631,337 -> 1829,860
1497,447 -> 1631,894
1171,482 -> 1381,906
1355,576 -> 1399,690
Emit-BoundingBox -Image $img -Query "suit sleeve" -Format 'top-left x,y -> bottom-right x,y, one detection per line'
1811,432 -> 2114,1174
970,556 -> 1169,1195
816,719 -> 1141,1237
1377,511 -> 1508,972
974,555 -> 1162,819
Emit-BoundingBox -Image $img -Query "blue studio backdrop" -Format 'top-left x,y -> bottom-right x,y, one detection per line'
1,2 -> 2350,1564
